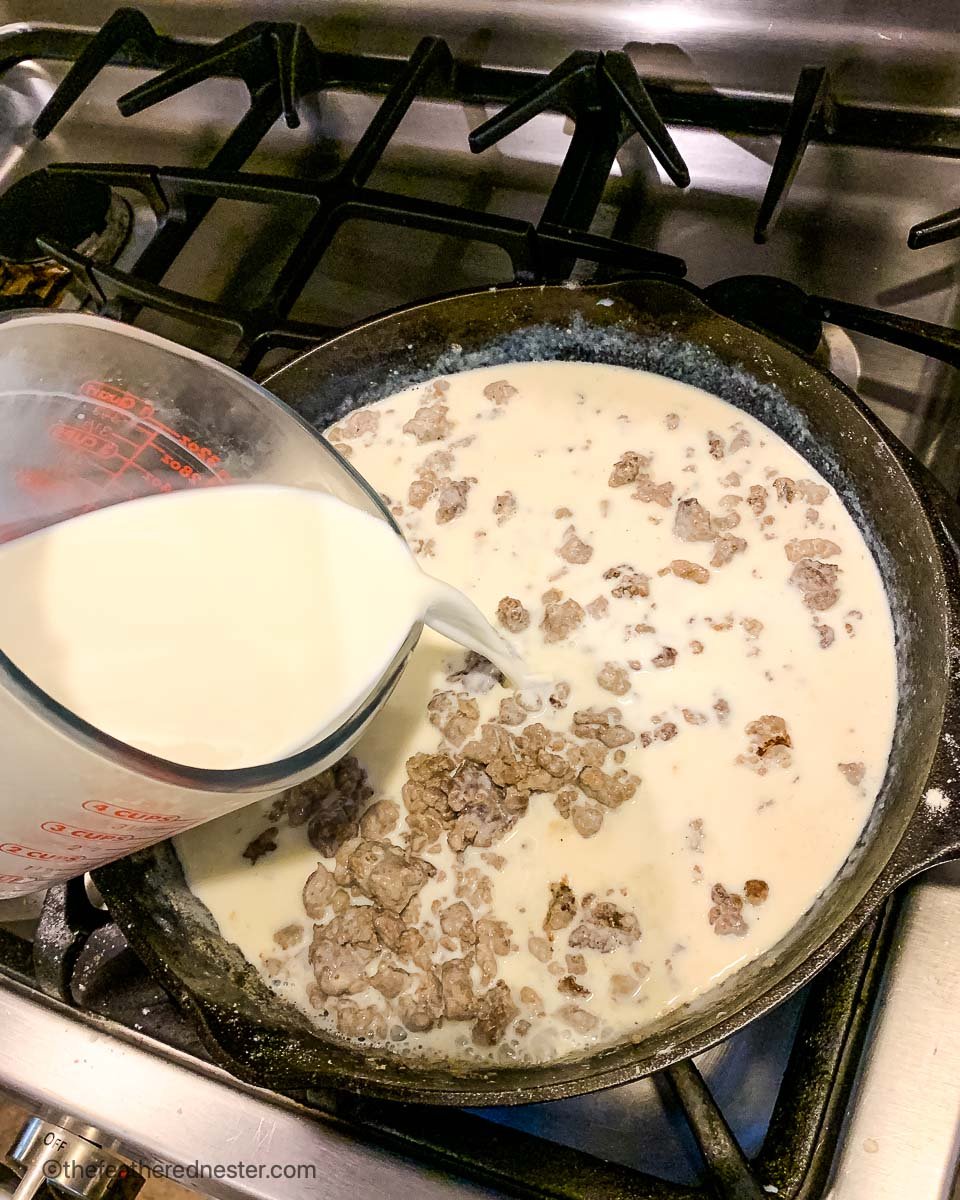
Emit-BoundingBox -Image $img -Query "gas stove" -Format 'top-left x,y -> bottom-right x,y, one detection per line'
0,3 -> 959,1199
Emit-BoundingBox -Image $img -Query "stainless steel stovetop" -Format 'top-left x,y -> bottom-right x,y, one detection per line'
0,2 -> 959,1198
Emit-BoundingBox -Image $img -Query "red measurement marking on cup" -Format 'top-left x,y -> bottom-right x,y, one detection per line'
147,422 -> 234,484
51,423 -> 119,460
15,468 -> 67,494
80,380 -> 155,418
81,801 -> 189,824
0,842 -> 84,864
80,381 -> 229,473
0,874 -> 30,885
41,820 -> 142,844
44,382 -> 234,491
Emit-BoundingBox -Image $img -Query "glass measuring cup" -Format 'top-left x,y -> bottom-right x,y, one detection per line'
0,312 -> 417,898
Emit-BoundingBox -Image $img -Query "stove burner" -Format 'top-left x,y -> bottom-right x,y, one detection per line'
0,173 -> 115,264
0,172 -> 133,309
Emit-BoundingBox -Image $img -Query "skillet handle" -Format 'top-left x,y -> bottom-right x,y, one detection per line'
881,732 -> 960,891
880,480 -> 960,891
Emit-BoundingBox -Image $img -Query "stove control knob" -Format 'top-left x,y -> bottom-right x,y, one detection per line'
3,1117 -> 144,1200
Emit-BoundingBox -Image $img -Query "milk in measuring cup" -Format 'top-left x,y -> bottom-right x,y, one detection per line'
0,484 -> 530,895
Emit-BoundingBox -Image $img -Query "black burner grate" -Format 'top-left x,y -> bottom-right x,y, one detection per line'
0,10 -> 957,375
22,14 -> 693,373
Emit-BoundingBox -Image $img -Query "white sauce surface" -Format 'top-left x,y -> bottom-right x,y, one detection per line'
176,362 -> 898,1064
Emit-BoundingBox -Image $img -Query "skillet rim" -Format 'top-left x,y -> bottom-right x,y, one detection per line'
95,274 -> 960,1106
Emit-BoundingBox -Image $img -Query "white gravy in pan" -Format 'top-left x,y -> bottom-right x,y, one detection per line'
176,361 -> 897,1065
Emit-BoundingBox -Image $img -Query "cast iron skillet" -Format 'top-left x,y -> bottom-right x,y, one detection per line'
94,276 -> 960,1106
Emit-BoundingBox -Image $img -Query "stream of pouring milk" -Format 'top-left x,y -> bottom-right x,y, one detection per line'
0,484 -> 527,769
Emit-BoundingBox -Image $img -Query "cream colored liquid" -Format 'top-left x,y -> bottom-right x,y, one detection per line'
176,362 -> 898,1065
0,484 -> 525,770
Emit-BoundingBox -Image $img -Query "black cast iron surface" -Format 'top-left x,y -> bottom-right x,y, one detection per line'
0,281 -> 935,1200
88,276 -> 960,1113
